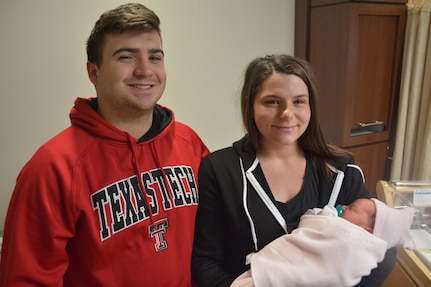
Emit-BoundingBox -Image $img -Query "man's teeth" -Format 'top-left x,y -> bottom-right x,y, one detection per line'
133,85 -> 151,89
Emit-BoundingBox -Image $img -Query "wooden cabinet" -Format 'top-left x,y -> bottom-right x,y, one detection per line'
295,0 -> 407,196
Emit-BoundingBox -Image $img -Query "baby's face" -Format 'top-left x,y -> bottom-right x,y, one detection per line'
340,199 -> 376,231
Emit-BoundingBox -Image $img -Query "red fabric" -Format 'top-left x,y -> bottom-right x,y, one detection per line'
0,98 -> 209,287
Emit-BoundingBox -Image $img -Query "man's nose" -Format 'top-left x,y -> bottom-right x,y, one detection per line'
134,59 -> 152,77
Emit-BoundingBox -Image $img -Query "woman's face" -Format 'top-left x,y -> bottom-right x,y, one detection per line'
253,73 -> 311,150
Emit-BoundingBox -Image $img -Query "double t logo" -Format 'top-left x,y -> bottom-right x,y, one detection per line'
148,218 -> 169,252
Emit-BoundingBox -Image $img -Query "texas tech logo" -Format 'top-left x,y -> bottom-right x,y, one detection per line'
91,165 -> 198,241
148,218 -> 169,252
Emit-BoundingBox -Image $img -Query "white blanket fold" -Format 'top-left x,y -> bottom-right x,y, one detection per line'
231,214 -> 388,287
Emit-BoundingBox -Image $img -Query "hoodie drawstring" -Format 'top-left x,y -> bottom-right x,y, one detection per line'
149,141 -> 173,202
127,134 -> 155,225
240,158 -> 259,252
241,159 -> 354,251
326,163 -> 365,208
327,164 -> 345,208
241,157 -> 288,251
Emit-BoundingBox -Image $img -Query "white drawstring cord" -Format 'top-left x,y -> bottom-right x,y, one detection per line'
240,158 -> 259,251
327,164 -> 345,208
246,158 -> 288,234
241,159 -> 359,250
327,163 -> 366,208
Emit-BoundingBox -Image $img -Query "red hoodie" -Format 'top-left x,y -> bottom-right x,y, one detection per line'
0,97 -> 209,287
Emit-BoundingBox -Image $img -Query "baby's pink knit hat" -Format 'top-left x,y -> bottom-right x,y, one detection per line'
371,198 -> 415,249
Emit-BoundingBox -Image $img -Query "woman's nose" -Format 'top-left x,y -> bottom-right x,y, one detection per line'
280,105 -> 292,118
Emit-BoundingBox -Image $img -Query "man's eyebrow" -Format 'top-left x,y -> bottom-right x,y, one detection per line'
112,48 -> 164,57
112,48 -> 138,57
150,48 -> 164,56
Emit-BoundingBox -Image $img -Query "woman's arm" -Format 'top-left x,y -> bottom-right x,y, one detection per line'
354,247 -> 397,287
192,157 -> 235,287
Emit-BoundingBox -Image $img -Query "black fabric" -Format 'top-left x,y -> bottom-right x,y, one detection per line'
139,104 -> 172,142
83,98 -> 172,143
192,136 -> 395,287
354,247 -> 397,287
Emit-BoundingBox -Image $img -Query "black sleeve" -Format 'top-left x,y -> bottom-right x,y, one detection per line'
354,247 -> 397,287
192,157 -> 234,287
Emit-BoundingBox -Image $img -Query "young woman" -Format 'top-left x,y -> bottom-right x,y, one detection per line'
192,55 -> 396,287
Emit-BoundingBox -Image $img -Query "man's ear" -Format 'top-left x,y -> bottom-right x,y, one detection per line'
87,61 -> 98,85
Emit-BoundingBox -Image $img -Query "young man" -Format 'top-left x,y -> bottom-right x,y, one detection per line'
0,3 -> 209,286
231,198 -> 415,287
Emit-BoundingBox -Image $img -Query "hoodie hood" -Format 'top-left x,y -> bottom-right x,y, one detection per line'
232,137 -> 257,168
69,97 -> 175,225
70,97 -> 173,143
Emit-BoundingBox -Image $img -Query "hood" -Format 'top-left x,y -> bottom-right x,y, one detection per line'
232,136 -> 257,169
69,97 -> 173,143
70,97 -> 174,224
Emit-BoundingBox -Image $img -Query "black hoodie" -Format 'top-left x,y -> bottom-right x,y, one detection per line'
192,136 -> 396,287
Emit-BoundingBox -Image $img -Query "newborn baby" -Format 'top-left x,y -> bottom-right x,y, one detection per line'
231,198 -> 415,287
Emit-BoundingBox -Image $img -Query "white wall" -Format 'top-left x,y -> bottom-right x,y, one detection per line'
0,0 -> 295,232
